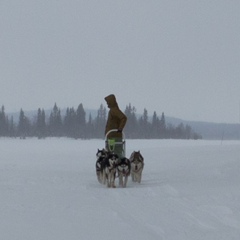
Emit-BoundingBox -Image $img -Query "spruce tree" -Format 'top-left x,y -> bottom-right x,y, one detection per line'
36,108 -> 46,138
139,108 -> 150,138
18,109 -> 30,138
86,113 -> 94,139
76,103 -> 86,138
64,107 -> 77,138
49,103 -> 62,137
0,105 -> 8,136
159,112 -> 166,138
95,104 -> 106,138
9,116 -> 16,137
124,104 -> 138,138
151,111 -> 160,138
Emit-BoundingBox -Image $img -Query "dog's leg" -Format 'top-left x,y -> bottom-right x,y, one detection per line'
96,171 -> 100,183
139,174 -> 142,183
106,172 -> 110,188
107,172 -> 111,188
110,171 -> 116,188
121,176 -> 124,187
119,174 -> 123,187
110,173 -> 113,187
103,170 -> 107,186
133,172 -> 137,182
107,171 -> 111,188
137,174 -> 140,183
131,172 -> 134,182
123,176 -> 128,188
137,172 -> 142,183
112,174 -> 116,188
99,170 -> 103,184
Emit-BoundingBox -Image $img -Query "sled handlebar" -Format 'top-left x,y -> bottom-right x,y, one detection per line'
105,129 -> 126,140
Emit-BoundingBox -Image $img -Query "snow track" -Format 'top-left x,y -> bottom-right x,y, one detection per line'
1,138 -> 240,240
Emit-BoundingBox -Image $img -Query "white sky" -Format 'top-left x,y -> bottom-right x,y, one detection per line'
1,0 -> 240,123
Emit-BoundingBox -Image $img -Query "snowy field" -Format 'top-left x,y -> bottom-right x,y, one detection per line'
1,138 -> 240,240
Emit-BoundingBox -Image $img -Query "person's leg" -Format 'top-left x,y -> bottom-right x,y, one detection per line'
106,138 -> 124,158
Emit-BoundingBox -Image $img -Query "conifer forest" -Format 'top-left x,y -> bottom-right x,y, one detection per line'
0,104 -> 202,139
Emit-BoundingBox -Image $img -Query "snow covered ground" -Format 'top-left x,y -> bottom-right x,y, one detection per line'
1,138 -> 240,240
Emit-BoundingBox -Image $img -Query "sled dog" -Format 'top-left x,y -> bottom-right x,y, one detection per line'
117,157 -> 131,188
95,148 -> 108,184
102,153 -> 119,188
129,151 -> 144,183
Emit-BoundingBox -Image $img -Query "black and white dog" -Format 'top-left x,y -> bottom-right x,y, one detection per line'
129,151 -> 144,183
117,157 -> 131,188
102,153 -> 119,188
95,148 -> 108,184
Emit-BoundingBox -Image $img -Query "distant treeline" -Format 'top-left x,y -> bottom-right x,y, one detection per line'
0,104 -> 202,139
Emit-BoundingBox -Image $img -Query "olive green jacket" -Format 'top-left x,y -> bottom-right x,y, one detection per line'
104,94 -> 127,138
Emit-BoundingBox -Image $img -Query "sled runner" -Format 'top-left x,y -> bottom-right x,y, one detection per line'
105,129 -> 126,158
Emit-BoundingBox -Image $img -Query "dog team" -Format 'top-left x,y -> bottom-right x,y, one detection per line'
97,94 -> 144,188
95,148 -> 144,188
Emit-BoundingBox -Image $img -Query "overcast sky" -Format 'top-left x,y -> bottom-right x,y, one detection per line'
1,0 -> 240,123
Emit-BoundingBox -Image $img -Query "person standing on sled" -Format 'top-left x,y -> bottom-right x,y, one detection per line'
104,94 -> 127,159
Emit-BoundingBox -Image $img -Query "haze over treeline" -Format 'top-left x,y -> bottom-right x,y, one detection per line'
0,103 -> 201,140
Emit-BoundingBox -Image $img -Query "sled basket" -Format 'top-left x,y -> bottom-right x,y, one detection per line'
105,129 -> 126,158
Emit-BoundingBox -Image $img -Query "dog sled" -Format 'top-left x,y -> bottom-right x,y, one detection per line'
105,129 -> 126,158
96,130 -> 144,187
